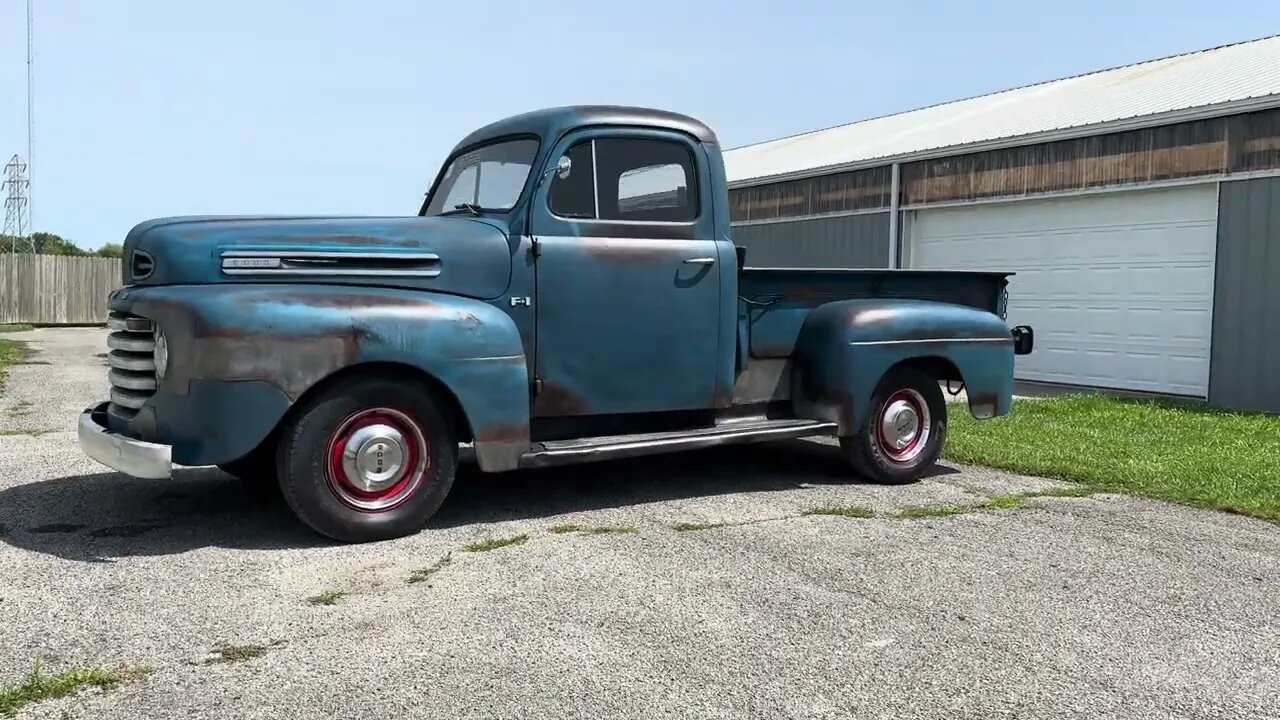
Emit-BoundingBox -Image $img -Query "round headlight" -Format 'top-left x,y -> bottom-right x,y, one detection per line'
154,331 -> 169,381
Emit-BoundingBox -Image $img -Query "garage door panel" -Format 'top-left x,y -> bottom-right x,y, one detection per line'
910,185 -> 1217,396
1017,342 -> 1209,395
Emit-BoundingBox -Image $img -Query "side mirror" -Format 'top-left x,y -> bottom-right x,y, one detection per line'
537,155 -> 573,188
1011,325 -> 1034,355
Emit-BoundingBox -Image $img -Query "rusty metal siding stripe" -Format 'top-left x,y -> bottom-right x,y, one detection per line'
1209,176 -> 1280,413
730,212 -> 890,269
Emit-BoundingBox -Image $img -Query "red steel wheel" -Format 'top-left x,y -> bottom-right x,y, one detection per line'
874,388 -> 932,466
324,407 -> 430,513
277,375 -> 458,543
839,366 -> 947,485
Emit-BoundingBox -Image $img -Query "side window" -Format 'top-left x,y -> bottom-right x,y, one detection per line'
545,136 -> 699,223
548,142 -> 596,218
596,138 -> 697,222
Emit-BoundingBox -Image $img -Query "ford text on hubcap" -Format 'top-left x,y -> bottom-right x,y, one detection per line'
325,408 -> 429,512
876,389 -> 931,464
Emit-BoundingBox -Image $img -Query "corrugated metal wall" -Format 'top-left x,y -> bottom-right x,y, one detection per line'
1210,177 -> 1280,414
731,213 -> 890,268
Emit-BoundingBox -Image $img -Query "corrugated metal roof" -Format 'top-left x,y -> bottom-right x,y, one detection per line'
725,34 -> 1280,186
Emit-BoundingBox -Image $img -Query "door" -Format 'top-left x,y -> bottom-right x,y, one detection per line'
908,184 -> 1218,396
529,130 -> 722,417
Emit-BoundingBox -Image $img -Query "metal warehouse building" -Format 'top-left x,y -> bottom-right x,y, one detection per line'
724,34 -> 1280,414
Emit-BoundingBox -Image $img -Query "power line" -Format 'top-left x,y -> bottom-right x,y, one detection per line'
26,0 -> 33,232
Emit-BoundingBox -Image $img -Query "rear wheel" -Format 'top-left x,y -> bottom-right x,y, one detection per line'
839,367 -> 947,485
277,376 -> 457,543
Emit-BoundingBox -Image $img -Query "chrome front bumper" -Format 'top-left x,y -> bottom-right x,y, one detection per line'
77,402 -> 173,479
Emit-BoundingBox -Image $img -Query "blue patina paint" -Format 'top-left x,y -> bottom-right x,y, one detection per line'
792,298 -> 1016,432
111,282 -> 530,470
99,104 -> 1025,476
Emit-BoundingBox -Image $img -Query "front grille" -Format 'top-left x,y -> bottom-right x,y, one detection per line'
106,311 -> 157,419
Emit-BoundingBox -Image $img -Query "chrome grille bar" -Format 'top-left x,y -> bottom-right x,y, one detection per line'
107,333 -> 154,353
106,311 -> 157,418
107,350 -> 155,372
110,386 -> 151,409
108,369 -> 157,391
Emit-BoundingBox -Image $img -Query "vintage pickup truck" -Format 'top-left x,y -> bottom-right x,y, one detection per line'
78,105 -> 1033,542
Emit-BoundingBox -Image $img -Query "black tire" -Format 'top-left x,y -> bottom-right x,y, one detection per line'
839,366 -> 947,485
276,376 -> 457,543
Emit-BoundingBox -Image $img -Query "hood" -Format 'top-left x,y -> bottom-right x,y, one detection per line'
121,214 -> 514,300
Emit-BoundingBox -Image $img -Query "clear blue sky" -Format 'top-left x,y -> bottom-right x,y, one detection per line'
2,0 -> 1278,249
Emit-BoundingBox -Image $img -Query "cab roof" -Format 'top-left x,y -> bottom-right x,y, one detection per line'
451,105 -> 719,153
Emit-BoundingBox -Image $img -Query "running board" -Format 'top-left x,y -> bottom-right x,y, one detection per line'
517,417 -> 838,469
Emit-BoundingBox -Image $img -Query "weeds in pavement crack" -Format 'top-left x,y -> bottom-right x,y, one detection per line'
805,505 -> 876,519
306,589 -> 346,606
550,523 -> 637,535
894,505 -> 972,519
462,534 -> 528,553
0,658 -> 153,716
672,522 -> 726,532
199,643 -> 277,665
407,553 -> 452,584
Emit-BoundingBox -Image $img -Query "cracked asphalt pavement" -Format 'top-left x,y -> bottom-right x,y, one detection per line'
1,328 -> 1277,719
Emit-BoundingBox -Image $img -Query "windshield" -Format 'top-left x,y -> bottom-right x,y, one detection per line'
424,138 -> 540,215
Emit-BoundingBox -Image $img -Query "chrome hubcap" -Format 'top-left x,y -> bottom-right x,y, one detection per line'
876,389 -> 931,465
880,400 -> 920,450
325,407 -> 429,513
341,423 -> 408,492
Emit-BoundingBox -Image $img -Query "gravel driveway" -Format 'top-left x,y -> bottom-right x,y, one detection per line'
1,327 -> 1277,719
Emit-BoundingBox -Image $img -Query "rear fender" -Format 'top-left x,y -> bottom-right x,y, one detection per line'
115,283 -> 531,471
791,299 -> 1015,433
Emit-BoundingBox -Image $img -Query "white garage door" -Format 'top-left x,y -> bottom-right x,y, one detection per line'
908,185 -> 1218,396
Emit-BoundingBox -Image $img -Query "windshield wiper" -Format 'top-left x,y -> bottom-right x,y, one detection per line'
440,203 -> 483,216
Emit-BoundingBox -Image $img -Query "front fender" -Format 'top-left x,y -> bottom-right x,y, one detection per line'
792,299 -> 1015,434
112,283 -> 531,471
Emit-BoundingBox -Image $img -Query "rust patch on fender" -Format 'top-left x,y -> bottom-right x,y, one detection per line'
191,334 -> 360,399
967,390 -> 998,407
966,390 -> 1000,419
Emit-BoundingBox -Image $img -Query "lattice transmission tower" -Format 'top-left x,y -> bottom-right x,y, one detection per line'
2,156 -> 34,254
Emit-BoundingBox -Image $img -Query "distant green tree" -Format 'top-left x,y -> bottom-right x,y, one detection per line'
0,232 -> 93,256
30,232 -> 88,256
94,243 -> 124,258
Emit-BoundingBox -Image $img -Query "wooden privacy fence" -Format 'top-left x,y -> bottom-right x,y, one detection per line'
0,254 -> 121,324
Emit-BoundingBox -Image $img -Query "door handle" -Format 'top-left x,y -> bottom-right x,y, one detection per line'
683,257 -> 717,265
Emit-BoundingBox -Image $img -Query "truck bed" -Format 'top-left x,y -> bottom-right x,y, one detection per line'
739,267 -> 1012,359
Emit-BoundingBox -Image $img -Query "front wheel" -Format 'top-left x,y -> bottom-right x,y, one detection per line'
839,367 -> 947,485
277,376 -> 458,543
